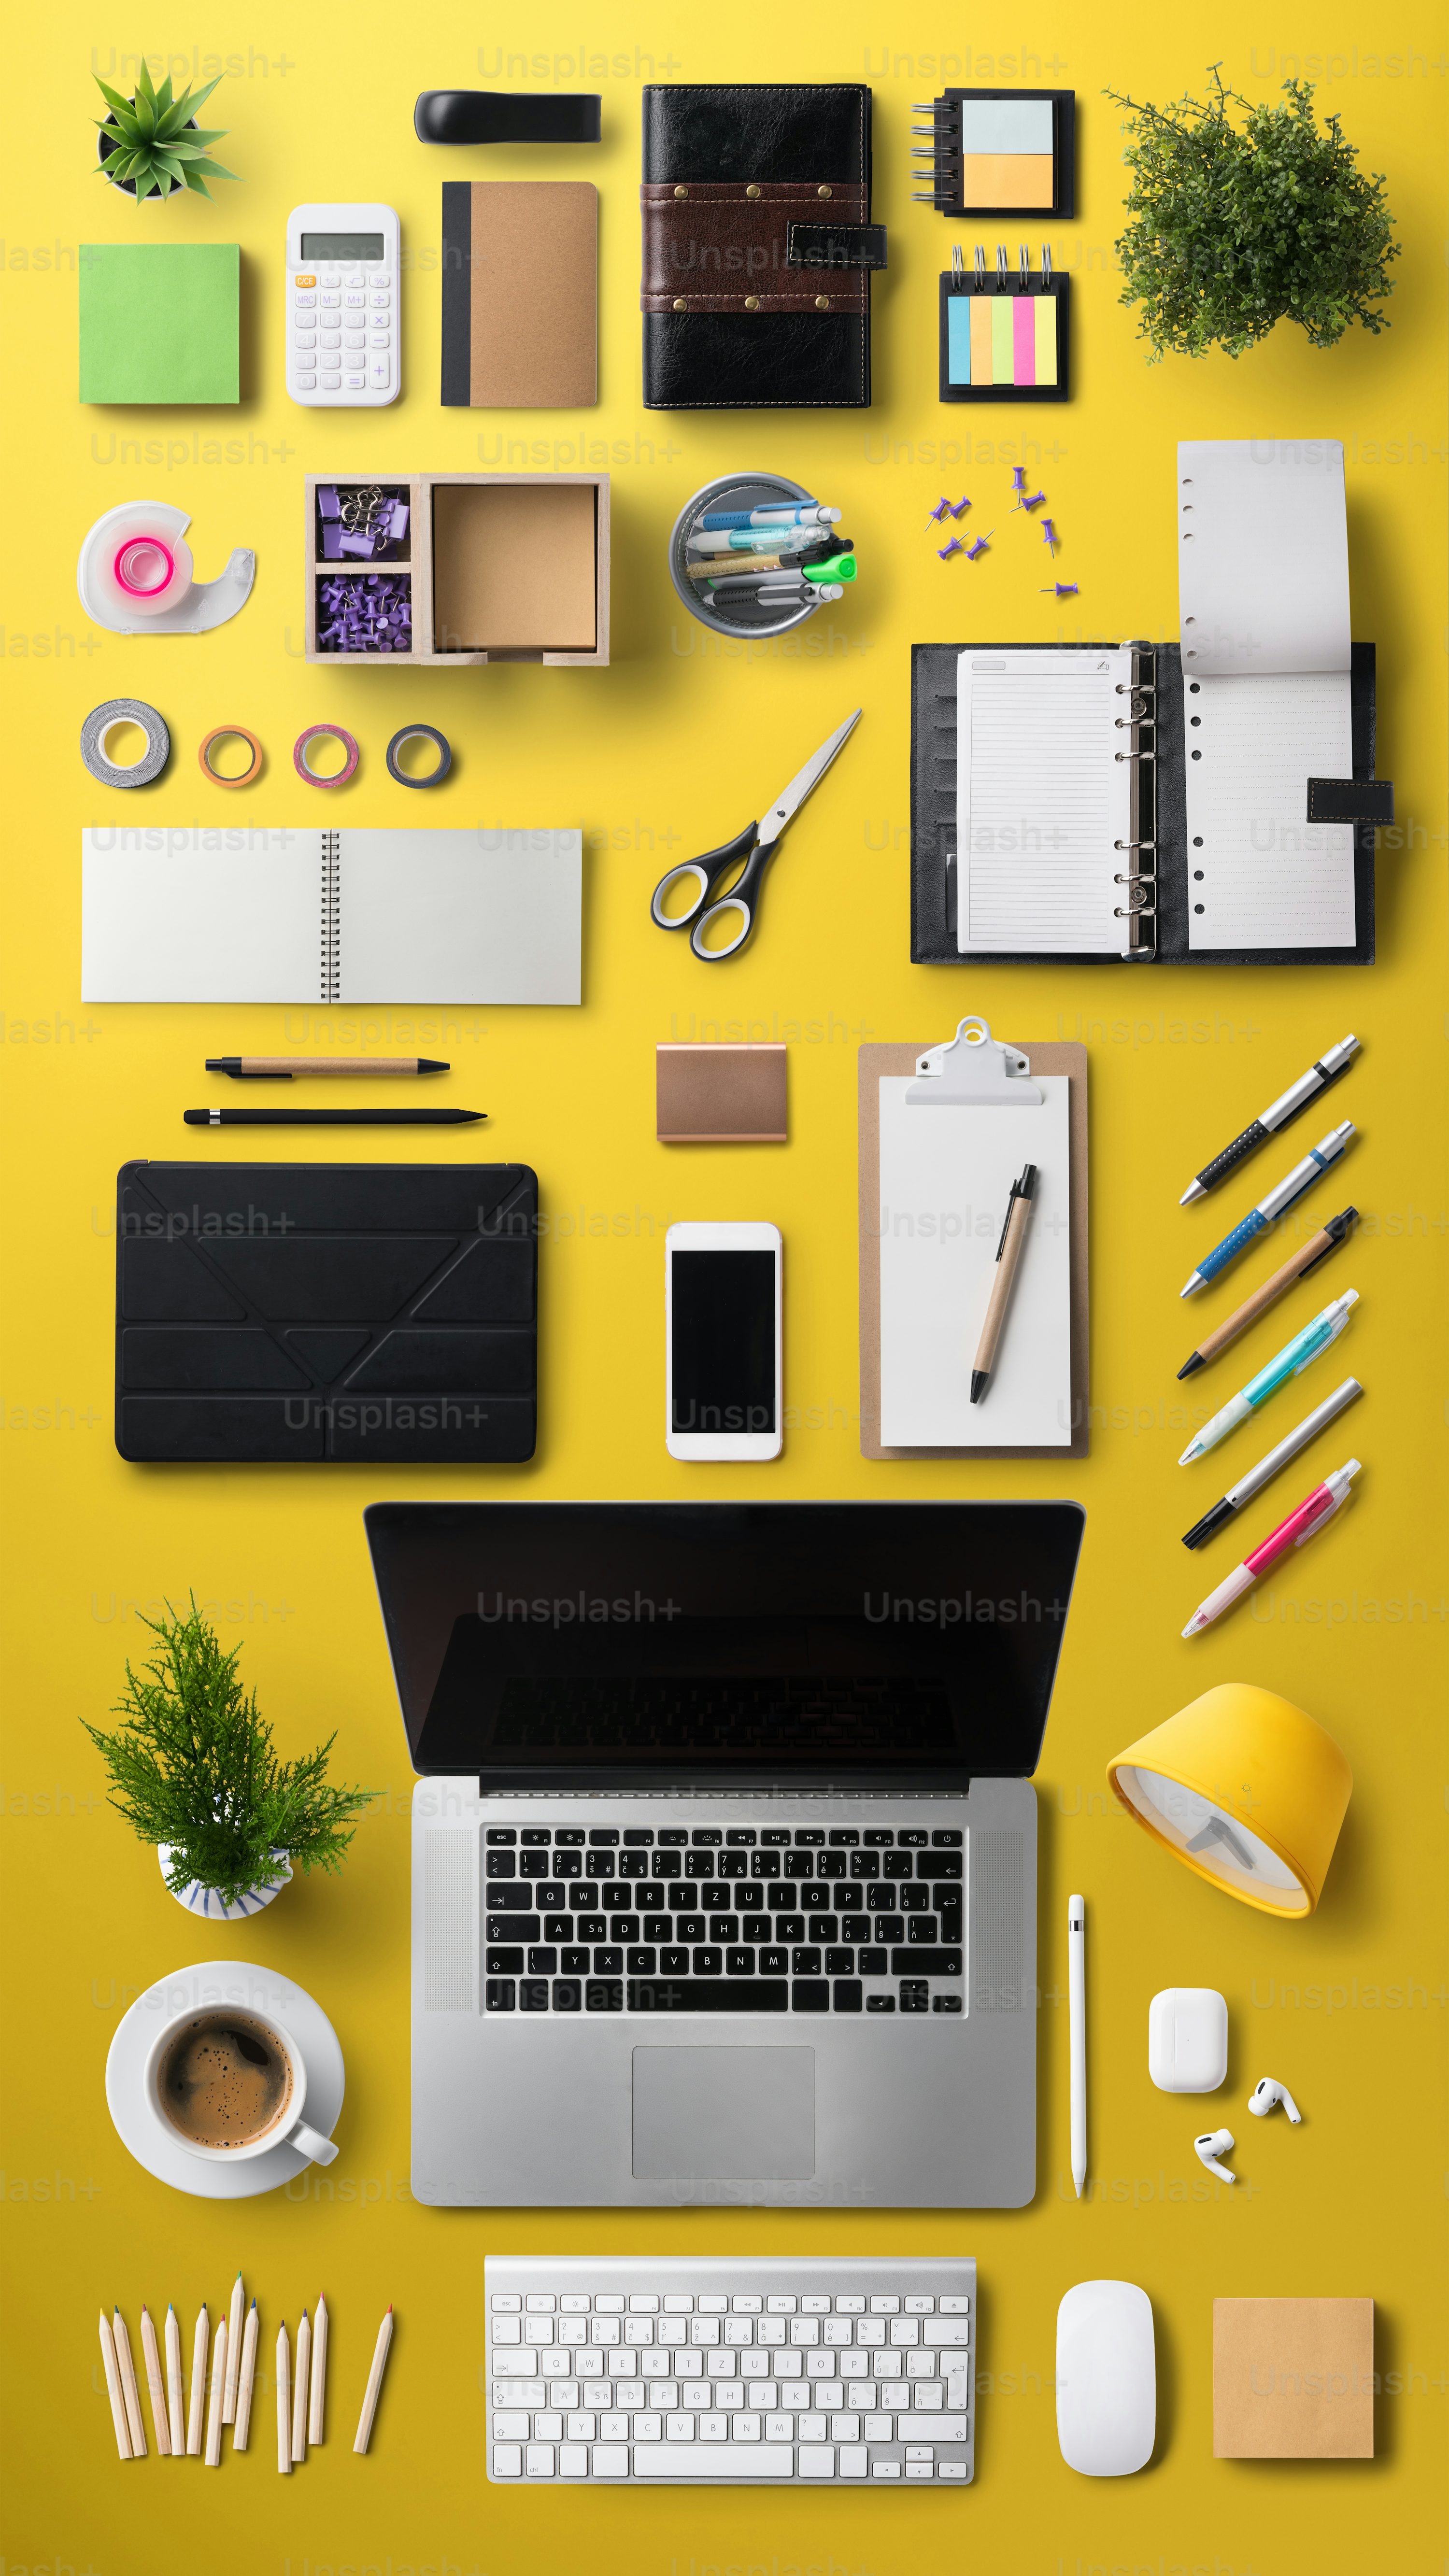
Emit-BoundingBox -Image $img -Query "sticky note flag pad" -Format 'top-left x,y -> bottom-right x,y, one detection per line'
80,244 -> 241,404
939,273 -> 1069,403
958,100 -> 1056,209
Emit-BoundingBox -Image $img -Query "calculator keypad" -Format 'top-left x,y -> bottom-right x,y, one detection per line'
291,263 -> 395,403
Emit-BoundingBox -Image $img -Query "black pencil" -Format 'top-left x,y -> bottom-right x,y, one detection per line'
183,1107 -> 485,1126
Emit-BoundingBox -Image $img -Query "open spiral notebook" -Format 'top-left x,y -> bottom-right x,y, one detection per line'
81,827 -> 582,1004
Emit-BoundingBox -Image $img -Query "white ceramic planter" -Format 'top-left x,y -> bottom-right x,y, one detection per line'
156,1845 -> 293,1921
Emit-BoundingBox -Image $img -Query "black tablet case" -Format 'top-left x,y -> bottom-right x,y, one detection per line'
115,1162 -> 538,1463
909,641 -> 1377,966
641,84 -> 875,409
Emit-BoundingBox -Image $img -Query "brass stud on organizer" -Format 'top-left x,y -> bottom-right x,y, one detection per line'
746,183 -> 762,199
744,295 -> 760,310
673,184 -> 689,199
817,184 -> 833,198
815,294 -> 830,310
672,297 -> 688,311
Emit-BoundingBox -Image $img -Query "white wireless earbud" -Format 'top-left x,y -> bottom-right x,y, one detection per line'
1249,2077 -> 1302,2123
1193,2126 -> 1237,2183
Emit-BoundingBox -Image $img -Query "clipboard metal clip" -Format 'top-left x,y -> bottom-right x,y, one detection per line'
905,1015 -> 1044,1107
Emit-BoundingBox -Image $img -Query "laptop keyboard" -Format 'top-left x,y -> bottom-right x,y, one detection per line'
482,1819 -> 965,2017
485,2258 -> 975,2484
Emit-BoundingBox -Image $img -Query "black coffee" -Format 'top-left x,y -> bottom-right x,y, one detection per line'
156,2010 -> 293,2149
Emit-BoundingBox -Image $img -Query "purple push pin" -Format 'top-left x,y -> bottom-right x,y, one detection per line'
1041,518 -> 1058,552
965,534 -> 992,560
928,496 -> 952,522
1041,582 -> 1079,596
1010,467 -> 1026,493
950,495 -> 971,518
1015,489 -> 1046,512
937,537 -> 964,560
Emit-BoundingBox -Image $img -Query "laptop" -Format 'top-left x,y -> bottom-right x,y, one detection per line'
365,1499 -> 1083,2210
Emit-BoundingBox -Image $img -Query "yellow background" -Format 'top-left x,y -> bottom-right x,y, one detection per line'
2,4 -> 1446,2571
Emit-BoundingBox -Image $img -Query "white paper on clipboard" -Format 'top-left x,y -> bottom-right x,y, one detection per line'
877,1074 -> 1073,1449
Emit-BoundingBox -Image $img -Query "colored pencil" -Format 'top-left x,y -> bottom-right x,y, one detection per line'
140,2305 -> 171,2455
233,2300 -> 259,2452
112,2307 -> 147,2456
353,2307 -> 394,2455
292,2309 -> 311,2463
186,2304 -> 209,2455
164,2304 -> 185,2453
276,2324 -> 292,2474
99,2310 -> 132,2460
204,2319 -> 227,2467
309,2295 -> 328,2444
223,2273 -> 244,2421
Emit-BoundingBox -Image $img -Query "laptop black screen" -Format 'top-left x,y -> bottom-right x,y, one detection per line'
365,1501 -> 1083,1788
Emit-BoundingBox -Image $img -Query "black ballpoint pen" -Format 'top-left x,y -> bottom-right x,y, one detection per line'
184,1107 -> 485,1126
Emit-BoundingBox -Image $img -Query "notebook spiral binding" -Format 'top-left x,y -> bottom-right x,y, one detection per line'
321,828 -> 341,1002
1115,648 -> 1157,948
909,99 -> 959,210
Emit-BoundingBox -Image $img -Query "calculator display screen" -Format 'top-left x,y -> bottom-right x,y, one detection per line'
299,232 -> 384,262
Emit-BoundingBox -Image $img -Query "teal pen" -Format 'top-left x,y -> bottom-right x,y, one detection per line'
1179,1291 -> 1359,1463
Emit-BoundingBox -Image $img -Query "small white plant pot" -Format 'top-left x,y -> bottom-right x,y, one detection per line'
156,1844 -> 293,1920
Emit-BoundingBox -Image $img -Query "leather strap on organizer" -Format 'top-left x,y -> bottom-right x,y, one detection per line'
642,181 -> 870,313
1305,777 -> 1394,825
415,91 -> 602,144
785,221 -> 887,269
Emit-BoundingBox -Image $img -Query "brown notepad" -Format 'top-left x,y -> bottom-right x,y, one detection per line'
431,483 -> 597,653
440,182 -> 597,408
657,1045 -> 788,1143
1213,2299 -> 1375,2458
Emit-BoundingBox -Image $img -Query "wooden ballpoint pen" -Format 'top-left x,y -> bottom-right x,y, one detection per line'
206,1057 -> 449,1077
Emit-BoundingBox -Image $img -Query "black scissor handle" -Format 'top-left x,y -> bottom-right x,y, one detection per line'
650,820 -> 758,935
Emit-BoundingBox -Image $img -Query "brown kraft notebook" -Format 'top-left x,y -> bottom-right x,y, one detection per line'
441,182 -> 597,407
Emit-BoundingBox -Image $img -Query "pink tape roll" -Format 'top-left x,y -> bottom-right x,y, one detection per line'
114,537 -> 177,598
293,724 -> 359,788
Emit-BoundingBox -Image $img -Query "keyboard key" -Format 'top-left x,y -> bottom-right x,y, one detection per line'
593,1946 -> 624,1972
563,1946 -> 590,1973
592,2444 -> 630,2475
871,2462 -> 901,2477
828,1828 -> 860,1846
866,1996 -> 895,2013
627,1946 -> 657,1973
525,2443 -> 554,2475
833,1980 -> 863,2011
694,1947 -> 723,1975
624,1827 -> 654,1844
933,1995 -> 964,2014
899,1829 -> 928,1847
636,2446 -> 793,2475
798,2445 -> 836,2476
894,1951 -> 961,1977
552,1979 -> 581,2011
492,2410 -> 529,2437
918,1853 -> 964,1879
725,1949 -> 754,1974
691,1827 -> 722,1845
725,1827 -> 757,1845
761,1827 -> 791,1847
529,1947 -> 558,1973
627,1979 -> 789,2012
791,1948 -> 822,1976
839,2443 -> 868,2475
518,1982 -> 549,2011
792,1981 -> 829,2012
932,1828 -> 964,1845
586,1981 -> 624,2012
485,1979 -> 517,2011
924,2320 -> 972,2346
492,2443 -> 522,2476
794,1828 -> 825,1846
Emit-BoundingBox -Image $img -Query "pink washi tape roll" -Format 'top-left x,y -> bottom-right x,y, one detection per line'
293,724 -> 359,787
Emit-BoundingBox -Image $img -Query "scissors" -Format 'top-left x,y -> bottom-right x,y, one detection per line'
650,709 -> 861,961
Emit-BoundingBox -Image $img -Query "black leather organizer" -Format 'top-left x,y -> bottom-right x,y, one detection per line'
641,84 -> 881,408
114,1162 -> 538,1463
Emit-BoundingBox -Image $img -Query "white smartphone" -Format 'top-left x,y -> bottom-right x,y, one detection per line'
666,1221 -> 782,1461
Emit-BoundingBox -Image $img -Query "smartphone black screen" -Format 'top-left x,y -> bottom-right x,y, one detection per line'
670,1249 -> 777,1437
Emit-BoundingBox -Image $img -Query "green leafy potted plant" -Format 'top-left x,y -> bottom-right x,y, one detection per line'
1107,69 -> 1397,359
83,1599 -> 378,1920
93,58 -> 238,201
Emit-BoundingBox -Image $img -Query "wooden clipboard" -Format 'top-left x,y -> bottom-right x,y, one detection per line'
858,1034 -> 1088,1459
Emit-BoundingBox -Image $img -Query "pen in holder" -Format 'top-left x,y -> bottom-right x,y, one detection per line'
939,242 -> 1070,403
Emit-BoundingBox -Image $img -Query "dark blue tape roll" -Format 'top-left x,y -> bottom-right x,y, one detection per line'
385,723 -> 453,788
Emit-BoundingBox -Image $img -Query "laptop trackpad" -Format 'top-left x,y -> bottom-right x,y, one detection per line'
631,2046 -> 815,2180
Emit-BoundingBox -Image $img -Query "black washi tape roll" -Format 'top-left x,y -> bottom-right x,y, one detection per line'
386,723 -> 453,788
81,697 -> 171,788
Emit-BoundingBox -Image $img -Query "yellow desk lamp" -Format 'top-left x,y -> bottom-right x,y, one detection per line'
1107,1682 -> 1352,1918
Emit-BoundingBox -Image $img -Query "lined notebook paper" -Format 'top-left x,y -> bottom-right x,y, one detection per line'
1179,441 -> 1355,951
81,827 -> 582,1004
955,648 -> 1134,953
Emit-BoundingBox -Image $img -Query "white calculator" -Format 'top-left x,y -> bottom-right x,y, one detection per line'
286,202 -> 400,406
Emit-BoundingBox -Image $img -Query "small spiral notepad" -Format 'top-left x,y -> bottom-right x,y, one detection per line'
939,244 -> 1069,402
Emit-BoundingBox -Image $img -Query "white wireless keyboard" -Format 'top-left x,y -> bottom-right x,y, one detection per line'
485,2257 -> 975,2484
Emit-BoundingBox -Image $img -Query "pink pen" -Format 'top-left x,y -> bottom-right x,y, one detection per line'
1181,1458 -> 1361,1636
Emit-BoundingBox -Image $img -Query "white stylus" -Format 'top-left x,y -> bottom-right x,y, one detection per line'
1068,1894 -> 1086,2200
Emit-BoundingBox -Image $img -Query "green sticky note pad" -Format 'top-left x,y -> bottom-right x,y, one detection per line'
79,243 -> 240,404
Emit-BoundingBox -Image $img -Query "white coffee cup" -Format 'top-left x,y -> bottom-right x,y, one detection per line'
144,2003 -> 340,2167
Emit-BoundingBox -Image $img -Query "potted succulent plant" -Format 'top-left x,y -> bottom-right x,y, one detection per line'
83,1599 -> 378,1919
1107,70 -> 1397,359
93,58 -> 238,201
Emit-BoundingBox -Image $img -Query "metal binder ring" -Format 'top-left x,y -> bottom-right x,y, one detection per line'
1114,839 -> 1156,851
1114,886 -> 1154,913
1114,749 -> 1156,764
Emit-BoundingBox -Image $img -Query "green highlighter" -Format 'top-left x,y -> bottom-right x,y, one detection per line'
801,552 -> 857,583
79,243 -> 240,404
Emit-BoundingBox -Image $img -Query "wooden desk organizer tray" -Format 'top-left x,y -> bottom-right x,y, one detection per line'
305,470 -> 610,666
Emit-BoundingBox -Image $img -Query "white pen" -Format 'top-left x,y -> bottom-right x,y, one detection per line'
1068,1894 -> 1086,2200
1182,1459 -> 1362,1636
1181,1377 -> 1364,1548
1179,1035 -> 1360,1202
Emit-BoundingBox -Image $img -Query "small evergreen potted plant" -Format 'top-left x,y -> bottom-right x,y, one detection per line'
1107,70 -> 1397,359
93,59 -> 237,201
83,1599 -> 378,1920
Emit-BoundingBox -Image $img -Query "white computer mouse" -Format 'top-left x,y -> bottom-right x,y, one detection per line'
1055,2279 -> 1156,2476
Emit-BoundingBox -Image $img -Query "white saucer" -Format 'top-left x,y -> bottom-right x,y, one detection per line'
105,1960 -> 346,2200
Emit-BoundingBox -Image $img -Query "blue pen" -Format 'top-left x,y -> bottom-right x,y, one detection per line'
698,504 -> 839,531
1179,1293 -> 1359,1463
1179,1120 -> 1356,1297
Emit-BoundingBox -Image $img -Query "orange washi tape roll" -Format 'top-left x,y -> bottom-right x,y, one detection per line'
198,725 -> 264,788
